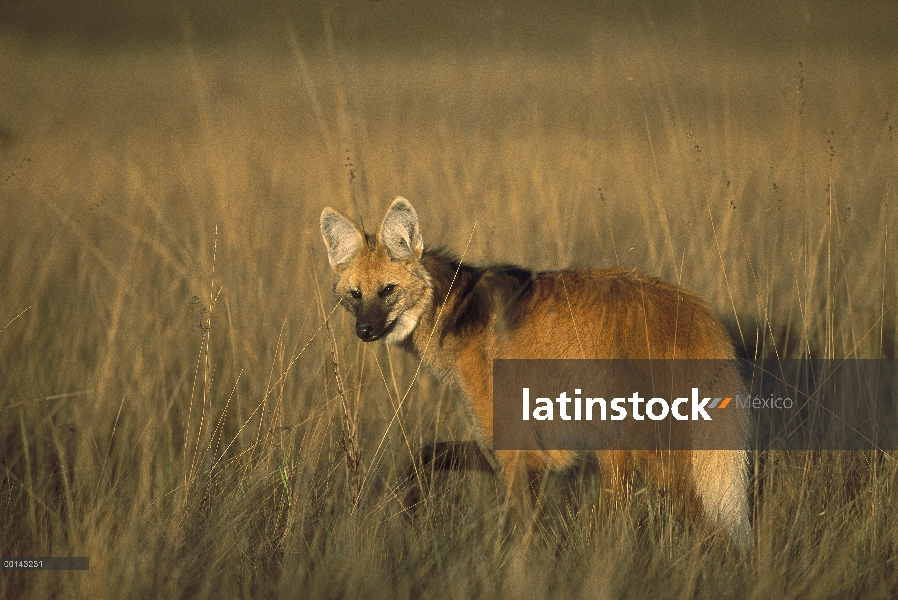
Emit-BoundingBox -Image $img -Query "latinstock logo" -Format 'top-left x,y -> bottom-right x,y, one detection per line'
520,387 -> 738,422
493,359 -> 898,452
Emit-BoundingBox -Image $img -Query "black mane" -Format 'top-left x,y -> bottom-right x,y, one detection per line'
422,248 -> 536,340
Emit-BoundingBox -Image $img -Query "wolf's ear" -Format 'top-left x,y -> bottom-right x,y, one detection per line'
320,207 -> 365,272
378,196 -> 423,261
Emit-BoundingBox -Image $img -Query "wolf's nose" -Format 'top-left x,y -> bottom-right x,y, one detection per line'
356,323 -> 374,340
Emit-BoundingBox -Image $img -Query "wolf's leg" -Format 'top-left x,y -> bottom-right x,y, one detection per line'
401,440 -> 495,510
490,450 -> 549,535
596,450 -> 634,509
631,450 -> 702,520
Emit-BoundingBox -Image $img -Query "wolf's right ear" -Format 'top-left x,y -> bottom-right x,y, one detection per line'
320,207 -> 365,272
378,196 -> 423,261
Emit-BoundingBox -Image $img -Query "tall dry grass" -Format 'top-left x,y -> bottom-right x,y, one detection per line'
1,6 -> 897,598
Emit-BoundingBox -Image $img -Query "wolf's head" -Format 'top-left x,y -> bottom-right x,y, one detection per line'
320,197 -> 433,344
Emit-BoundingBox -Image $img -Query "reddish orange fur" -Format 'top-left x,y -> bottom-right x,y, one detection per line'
321,197 -> 752,551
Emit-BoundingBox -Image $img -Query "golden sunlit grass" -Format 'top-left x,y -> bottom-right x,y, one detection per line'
0,12 -> 896,598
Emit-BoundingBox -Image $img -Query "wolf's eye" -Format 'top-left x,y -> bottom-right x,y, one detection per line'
349,289 -> 361,299
379,284 -> 395,298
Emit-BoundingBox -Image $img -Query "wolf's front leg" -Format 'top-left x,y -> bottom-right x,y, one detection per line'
400,440 -> 495,511
493,450 -> 549,533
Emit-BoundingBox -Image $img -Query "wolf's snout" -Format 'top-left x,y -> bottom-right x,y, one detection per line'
355,322 -> 376,341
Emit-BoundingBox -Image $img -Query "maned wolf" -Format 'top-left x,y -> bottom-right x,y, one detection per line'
320,196 -> 752,552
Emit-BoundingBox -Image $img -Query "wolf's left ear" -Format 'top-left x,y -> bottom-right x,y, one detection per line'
378,196 -> 423,261
320,207 -> 365,272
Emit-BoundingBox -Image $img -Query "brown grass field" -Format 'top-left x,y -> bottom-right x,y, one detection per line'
1,1 -> 897,597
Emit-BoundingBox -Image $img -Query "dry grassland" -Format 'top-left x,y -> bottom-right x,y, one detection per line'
1,3 -> 897,597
